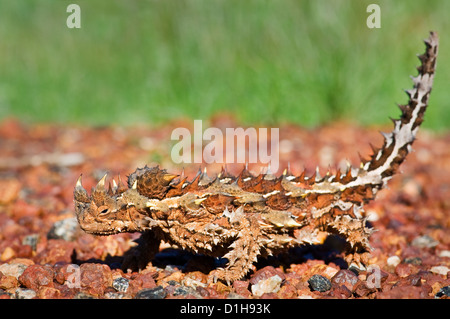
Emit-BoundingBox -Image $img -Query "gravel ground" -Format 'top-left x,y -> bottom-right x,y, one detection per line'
0,118 -> 448,299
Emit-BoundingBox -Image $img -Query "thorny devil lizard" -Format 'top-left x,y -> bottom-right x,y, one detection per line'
74,32 -> 439,283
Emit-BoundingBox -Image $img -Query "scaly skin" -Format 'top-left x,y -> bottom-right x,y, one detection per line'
74,32 -> 438,283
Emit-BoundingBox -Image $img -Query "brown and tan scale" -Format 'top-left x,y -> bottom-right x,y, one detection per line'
74,32 -> 439,283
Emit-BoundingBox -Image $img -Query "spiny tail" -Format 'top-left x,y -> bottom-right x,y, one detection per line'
353,31 -> 438,189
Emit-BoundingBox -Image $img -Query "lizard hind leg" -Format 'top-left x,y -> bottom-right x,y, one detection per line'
327,214 -> 374,269
208,209 -> 262,284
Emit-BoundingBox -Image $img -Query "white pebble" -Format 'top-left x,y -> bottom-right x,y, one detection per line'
0,262 -> 28,279
14,288 -> 36,299
387,256 -> 401,267
430,266 -> 450,276
251,275 -> 282,297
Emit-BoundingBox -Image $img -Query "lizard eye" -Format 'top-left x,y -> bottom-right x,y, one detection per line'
98,205 -> 110,215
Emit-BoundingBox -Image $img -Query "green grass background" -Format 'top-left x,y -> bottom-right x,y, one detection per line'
0,0 -> 448,130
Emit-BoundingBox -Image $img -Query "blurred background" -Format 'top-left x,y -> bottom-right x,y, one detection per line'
0,0 -> 448,130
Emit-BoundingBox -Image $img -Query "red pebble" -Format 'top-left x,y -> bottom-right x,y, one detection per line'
128,271 -> 157,295
37,286 -> 61,299
249,266 -> 285,285
395,263 -> 418,278
18,264 -> 55,290
232,280 -> 252,298
34,239 -> 75,265
331,269 -> 359,292
79,263 -> 112,296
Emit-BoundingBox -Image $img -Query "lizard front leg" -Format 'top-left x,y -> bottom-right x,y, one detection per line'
122,229 -> 162,271
208,211 -> 262,284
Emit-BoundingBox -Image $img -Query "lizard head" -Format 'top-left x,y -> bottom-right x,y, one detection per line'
73,174 -> 155,235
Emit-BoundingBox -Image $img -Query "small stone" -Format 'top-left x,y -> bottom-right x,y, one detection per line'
331,269 -> 359,292
182,271 -> 208,288
22,234 -> 39,251
0,179 -> 21,204
54,263 -> 80,286
430,266 -> 450,276
104,291 -> 131,299
307,263 -> 340,279
377,285 -> 430,299
162,281 -> 180,296
387,256 -> 401,268
15,288 -> 37,299
308,274 -> 332,292
395,263 -> 418,278
0,290 -> 12,299
14,245 -> 33,259
0,261 -> 29,279
278,282 -> 298,298
37,286 -> 61,299
353,281 -> 374,297
249,266 -> 285,285
173,285 -> 199,298
74,292 -> 96,299
34,239 -> 75,264
18,264 -> 55,290
9,258 -> 35,267
0,274 -> 19,290
212,281 -> 232,297
348,264 -> 362,275
112,277 -> 129,293
47,217 -> 79,241
404,257 -> 422,265
439,250 -> 450,258
0,247 -> 16,261
322,266 -> 339,278
135,286 -> 166,299
251,275 -> 283,297
435,286 -> 450,299
331,284 -> 352,299
232,280 -> 251,298
411,235 -> 438,248
128,271 -> 157,294
158,270 -> 183,284
196,286 -> 211,298
407,273 -> 422,286
79,263 -> 112,296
